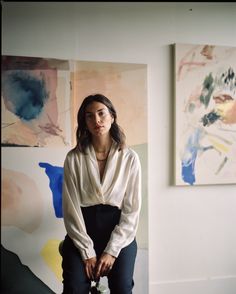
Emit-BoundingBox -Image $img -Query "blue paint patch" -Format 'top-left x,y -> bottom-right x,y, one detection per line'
181,156 -> 196,185
181,128 -> 203,185
2,70 -> 49,121
39,162 -> 63,218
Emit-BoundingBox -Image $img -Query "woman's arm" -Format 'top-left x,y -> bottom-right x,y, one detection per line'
62,153 -> 96,260
104,152 -> 142,258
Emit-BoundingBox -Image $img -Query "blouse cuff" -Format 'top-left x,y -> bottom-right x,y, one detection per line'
79,247 -> 97,260
104,244 -> 121,258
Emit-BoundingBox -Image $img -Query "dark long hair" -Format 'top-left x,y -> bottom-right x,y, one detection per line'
74,94 -> 126,153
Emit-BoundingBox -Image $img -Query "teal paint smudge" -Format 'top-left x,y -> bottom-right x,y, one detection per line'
201,111 -> 221,126
199,73 -> 214,108
188,102 -> 195,113
2,70 -> 49,121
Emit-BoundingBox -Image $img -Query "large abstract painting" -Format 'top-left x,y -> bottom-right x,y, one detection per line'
175,43 -> 236,185
1,56 -> 148,293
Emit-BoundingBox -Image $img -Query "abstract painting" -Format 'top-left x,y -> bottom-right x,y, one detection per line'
1,147 -> 69,293
1,57 -> 148,293
175,43 -> 236,185
1,56 -> 71,147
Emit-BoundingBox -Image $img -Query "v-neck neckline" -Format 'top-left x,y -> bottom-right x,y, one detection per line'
95,148 -> 110,184
89,140 -> 115,186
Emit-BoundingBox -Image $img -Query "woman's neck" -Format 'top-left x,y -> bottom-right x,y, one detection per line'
92,136 -> 112,154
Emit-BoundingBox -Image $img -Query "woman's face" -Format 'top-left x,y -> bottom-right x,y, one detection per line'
85,101 -> 114,138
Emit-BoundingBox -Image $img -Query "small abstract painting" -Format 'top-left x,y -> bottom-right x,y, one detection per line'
1,56 -> 71,147
175,43 -> 236,185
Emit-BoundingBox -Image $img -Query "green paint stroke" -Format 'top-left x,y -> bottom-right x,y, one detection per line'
199,73 -> 215,108
215,156 -> 228,175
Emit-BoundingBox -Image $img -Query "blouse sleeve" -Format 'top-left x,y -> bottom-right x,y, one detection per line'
104,152 -> 142,257
62,153 -> 96,260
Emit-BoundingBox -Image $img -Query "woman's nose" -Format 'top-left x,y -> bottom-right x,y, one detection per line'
95,113 -> 101,124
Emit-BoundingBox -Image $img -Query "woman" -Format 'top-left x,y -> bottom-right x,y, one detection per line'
62,94 -> 142,294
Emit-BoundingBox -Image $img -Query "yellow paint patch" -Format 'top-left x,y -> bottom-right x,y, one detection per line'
208,137 -> 229,153
40,239 -> 63,281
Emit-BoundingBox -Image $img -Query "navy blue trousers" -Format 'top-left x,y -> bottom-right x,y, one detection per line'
62,205 -> 137,294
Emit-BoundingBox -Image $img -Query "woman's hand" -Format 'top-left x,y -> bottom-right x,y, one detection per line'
84,256 -> 97,281
95,253 -> 116,280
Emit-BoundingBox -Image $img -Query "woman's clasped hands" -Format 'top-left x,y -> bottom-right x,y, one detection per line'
84,252 -> 116,281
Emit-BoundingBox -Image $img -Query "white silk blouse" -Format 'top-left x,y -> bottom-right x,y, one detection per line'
62,140 -> 142,260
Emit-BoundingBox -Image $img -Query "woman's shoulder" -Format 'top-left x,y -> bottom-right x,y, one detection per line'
65,147 -> 83,161
122,145 -> 140,162
66,148 -> 76,157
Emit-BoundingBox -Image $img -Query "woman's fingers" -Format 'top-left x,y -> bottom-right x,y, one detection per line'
84,257 -> 97,280
84,254 -> 116,280
95,253 -> 115,279
85,264 -> 94,280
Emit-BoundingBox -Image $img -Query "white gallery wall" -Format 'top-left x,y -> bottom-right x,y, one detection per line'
2,2 -> 236,294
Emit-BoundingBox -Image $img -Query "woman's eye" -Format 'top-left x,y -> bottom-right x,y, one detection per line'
86,114 -> 93,120
98,110 -> 107,117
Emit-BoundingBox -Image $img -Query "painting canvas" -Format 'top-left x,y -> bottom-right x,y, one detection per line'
175,43 -> 236,186
1,56 -> 72,147
71,59 -> 148,249
1,147 -> 69,293
70,60 -> 147,147
1,56 -> 148,293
